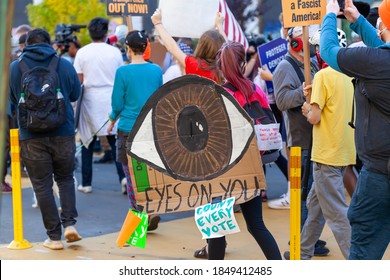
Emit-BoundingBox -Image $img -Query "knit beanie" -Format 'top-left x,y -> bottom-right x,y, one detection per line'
379,0 -> 390,30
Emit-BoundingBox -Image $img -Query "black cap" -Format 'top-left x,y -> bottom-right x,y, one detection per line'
125,30 -> 147,53
337,1 -> 371,19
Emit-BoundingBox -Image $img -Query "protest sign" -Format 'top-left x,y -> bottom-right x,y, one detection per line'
106,0 -> 149,16
195,197 -> 240,239
257,38 -> 288,96
158,0 -> 219,38
281,0 -> 326,28
127,75 -> 266,215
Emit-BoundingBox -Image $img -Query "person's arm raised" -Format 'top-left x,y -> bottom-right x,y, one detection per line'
215,12 -> 227,42
151,8 -> 186,68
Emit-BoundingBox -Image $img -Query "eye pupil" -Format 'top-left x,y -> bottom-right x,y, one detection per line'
177,106 -> 208,152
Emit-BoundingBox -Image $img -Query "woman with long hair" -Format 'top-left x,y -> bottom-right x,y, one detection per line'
208,41 -> 282,260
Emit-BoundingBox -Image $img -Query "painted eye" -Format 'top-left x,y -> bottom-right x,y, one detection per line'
127,75 -> 254,181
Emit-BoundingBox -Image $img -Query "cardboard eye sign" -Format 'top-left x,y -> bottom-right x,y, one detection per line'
127,75 -> 266,214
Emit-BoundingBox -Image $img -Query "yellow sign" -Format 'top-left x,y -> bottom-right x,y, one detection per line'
281,0 -> 326,28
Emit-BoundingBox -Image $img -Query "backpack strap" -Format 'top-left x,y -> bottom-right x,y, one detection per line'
47,55 -> 60,72
18,58 -> 30,73
285,56 -> 305,83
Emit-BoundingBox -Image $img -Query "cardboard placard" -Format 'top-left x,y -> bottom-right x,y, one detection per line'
158,0 -> 219,38
127,75 -> 266,215
257,38 -> 288,96
106,0 -> 150,16
195,197 -> 240,239
281,0 -> 326,28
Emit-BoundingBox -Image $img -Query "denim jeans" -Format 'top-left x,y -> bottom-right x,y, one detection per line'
208,195 -> 282,260
348,167 -> 390,259
20,135 -> 78,240
81,135 -> 125,186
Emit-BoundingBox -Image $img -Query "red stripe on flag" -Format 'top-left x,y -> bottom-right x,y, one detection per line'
218,0 -> 248,50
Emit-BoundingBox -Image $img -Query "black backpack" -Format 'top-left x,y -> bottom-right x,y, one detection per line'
223,82 -> 280,164
18,56 -> 66,133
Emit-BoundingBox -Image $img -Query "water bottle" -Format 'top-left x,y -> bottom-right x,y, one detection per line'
56,88 -> 66,125
18,93 -> 27,128
56,88 -> 64,99
19,92 -> 26,104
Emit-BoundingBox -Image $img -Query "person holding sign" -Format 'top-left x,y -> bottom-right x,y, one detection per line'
285,28 -> 355,260
107,30 -> 163,231
320,0 -> 390,260
151,8 -> 228,258
203,41 -> 283,260
151,8 -> 226,84
272,25 -> 330,257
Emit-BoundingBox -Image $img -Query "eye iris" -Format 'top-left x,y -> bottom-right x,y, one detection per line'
177,106 -> 208,152
154,83 -> 232,180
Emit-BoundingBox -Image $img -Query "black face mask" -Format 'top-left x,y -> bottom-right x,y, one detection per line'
309,45 -> 317,57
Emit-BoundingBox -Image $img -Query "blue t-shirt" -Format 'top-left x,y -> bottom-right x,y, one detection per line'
109,63 -> 162,133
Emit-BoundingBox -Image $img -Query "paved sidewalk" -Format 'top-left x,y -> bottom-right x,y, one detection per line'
1,158 -> 389,260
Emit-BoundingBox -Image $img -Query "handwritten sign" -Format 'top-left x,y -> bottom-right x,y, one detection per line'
106,0 -> 149,16
254,123 -> 283,151
127,75 -> 266,215
195,197 -> 240,239
257,38 -> 288,96
127,210 -> 148,248
281,0 -> 326,27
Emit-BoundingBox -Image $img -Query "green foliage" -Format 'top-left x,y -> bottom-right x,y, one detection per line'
26,0 -> 108,46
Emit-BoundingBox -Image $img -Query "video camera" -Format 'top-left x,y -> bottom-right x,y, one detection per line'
54,24 -> 86,55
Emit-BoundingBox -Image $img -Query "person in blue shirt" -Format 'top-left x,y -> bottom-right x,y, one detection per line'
107,30 -> 163,231
320,0 -> 390,259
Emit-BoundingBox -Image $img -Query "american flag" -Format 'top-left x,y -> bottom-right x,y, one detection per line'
219,0 -> 249,50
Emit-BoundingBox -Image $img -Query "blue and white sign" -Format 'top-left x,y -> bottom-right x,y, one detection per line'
257,38 -> 288,96
194,197 -> 240,239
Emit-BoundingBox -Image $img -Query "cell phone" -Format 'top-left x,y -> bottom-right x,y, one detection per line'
337,0 -> 345,11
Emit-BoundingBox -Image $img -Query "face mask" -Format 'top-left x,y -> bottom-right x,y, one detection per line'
309,45 -> 317,57
11,36 -> 19,53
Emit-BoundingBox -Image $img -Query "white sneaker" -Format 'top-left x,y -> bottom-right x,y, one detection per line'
121,178 -> 127,195
267,193 -> 290,209
64,225 -> 82,243
43,238 -> 64,250
77,185 -> 92,193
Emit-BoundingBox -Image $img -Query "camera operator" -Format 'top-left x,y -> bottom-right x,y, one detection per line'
244,34 -> 265,80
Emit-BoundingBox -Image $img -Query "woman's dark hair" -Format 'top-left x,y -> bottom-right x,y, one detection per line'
88,17 -> 109,41
125,30 -> 148,55
26,28 -> 51,45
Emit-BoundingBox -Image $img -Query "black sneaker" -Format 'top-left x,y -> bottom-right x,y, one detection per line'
314,242 -> 330,257
316,239 -> 327,247
283,251 -> 290,260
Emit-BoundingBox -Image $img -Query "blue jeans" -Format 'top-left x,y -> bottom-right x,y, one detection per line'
208,195 -> 282,260
348,167 -> 390,259
20,135 -> 78,241
81,135 -> 125,186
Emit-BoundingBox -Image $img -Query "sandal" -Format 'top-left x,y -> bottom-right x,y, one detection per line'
194,245 -> 208,259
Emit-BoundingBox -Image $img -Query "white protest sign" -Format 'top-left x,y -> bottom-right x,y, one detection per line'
158,0 -> 219,38
254,123 -> 283,151
194,197 -> 240,239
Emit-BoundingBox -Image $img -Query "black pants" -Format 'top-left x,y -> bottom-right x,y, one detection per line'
208,195 -> 282,260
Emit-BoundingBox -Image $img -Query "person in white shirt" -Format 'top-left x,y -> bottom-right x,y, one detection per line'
73,17 -> 126,194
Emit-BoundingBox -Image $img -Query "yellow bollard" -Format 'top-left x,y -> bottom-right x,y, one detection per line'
8,129 -> 32,250
289,147 -> 301,260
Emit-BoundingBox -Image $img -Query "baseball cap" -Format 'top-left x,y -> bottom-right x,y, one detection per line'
125,30 -> 148,53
